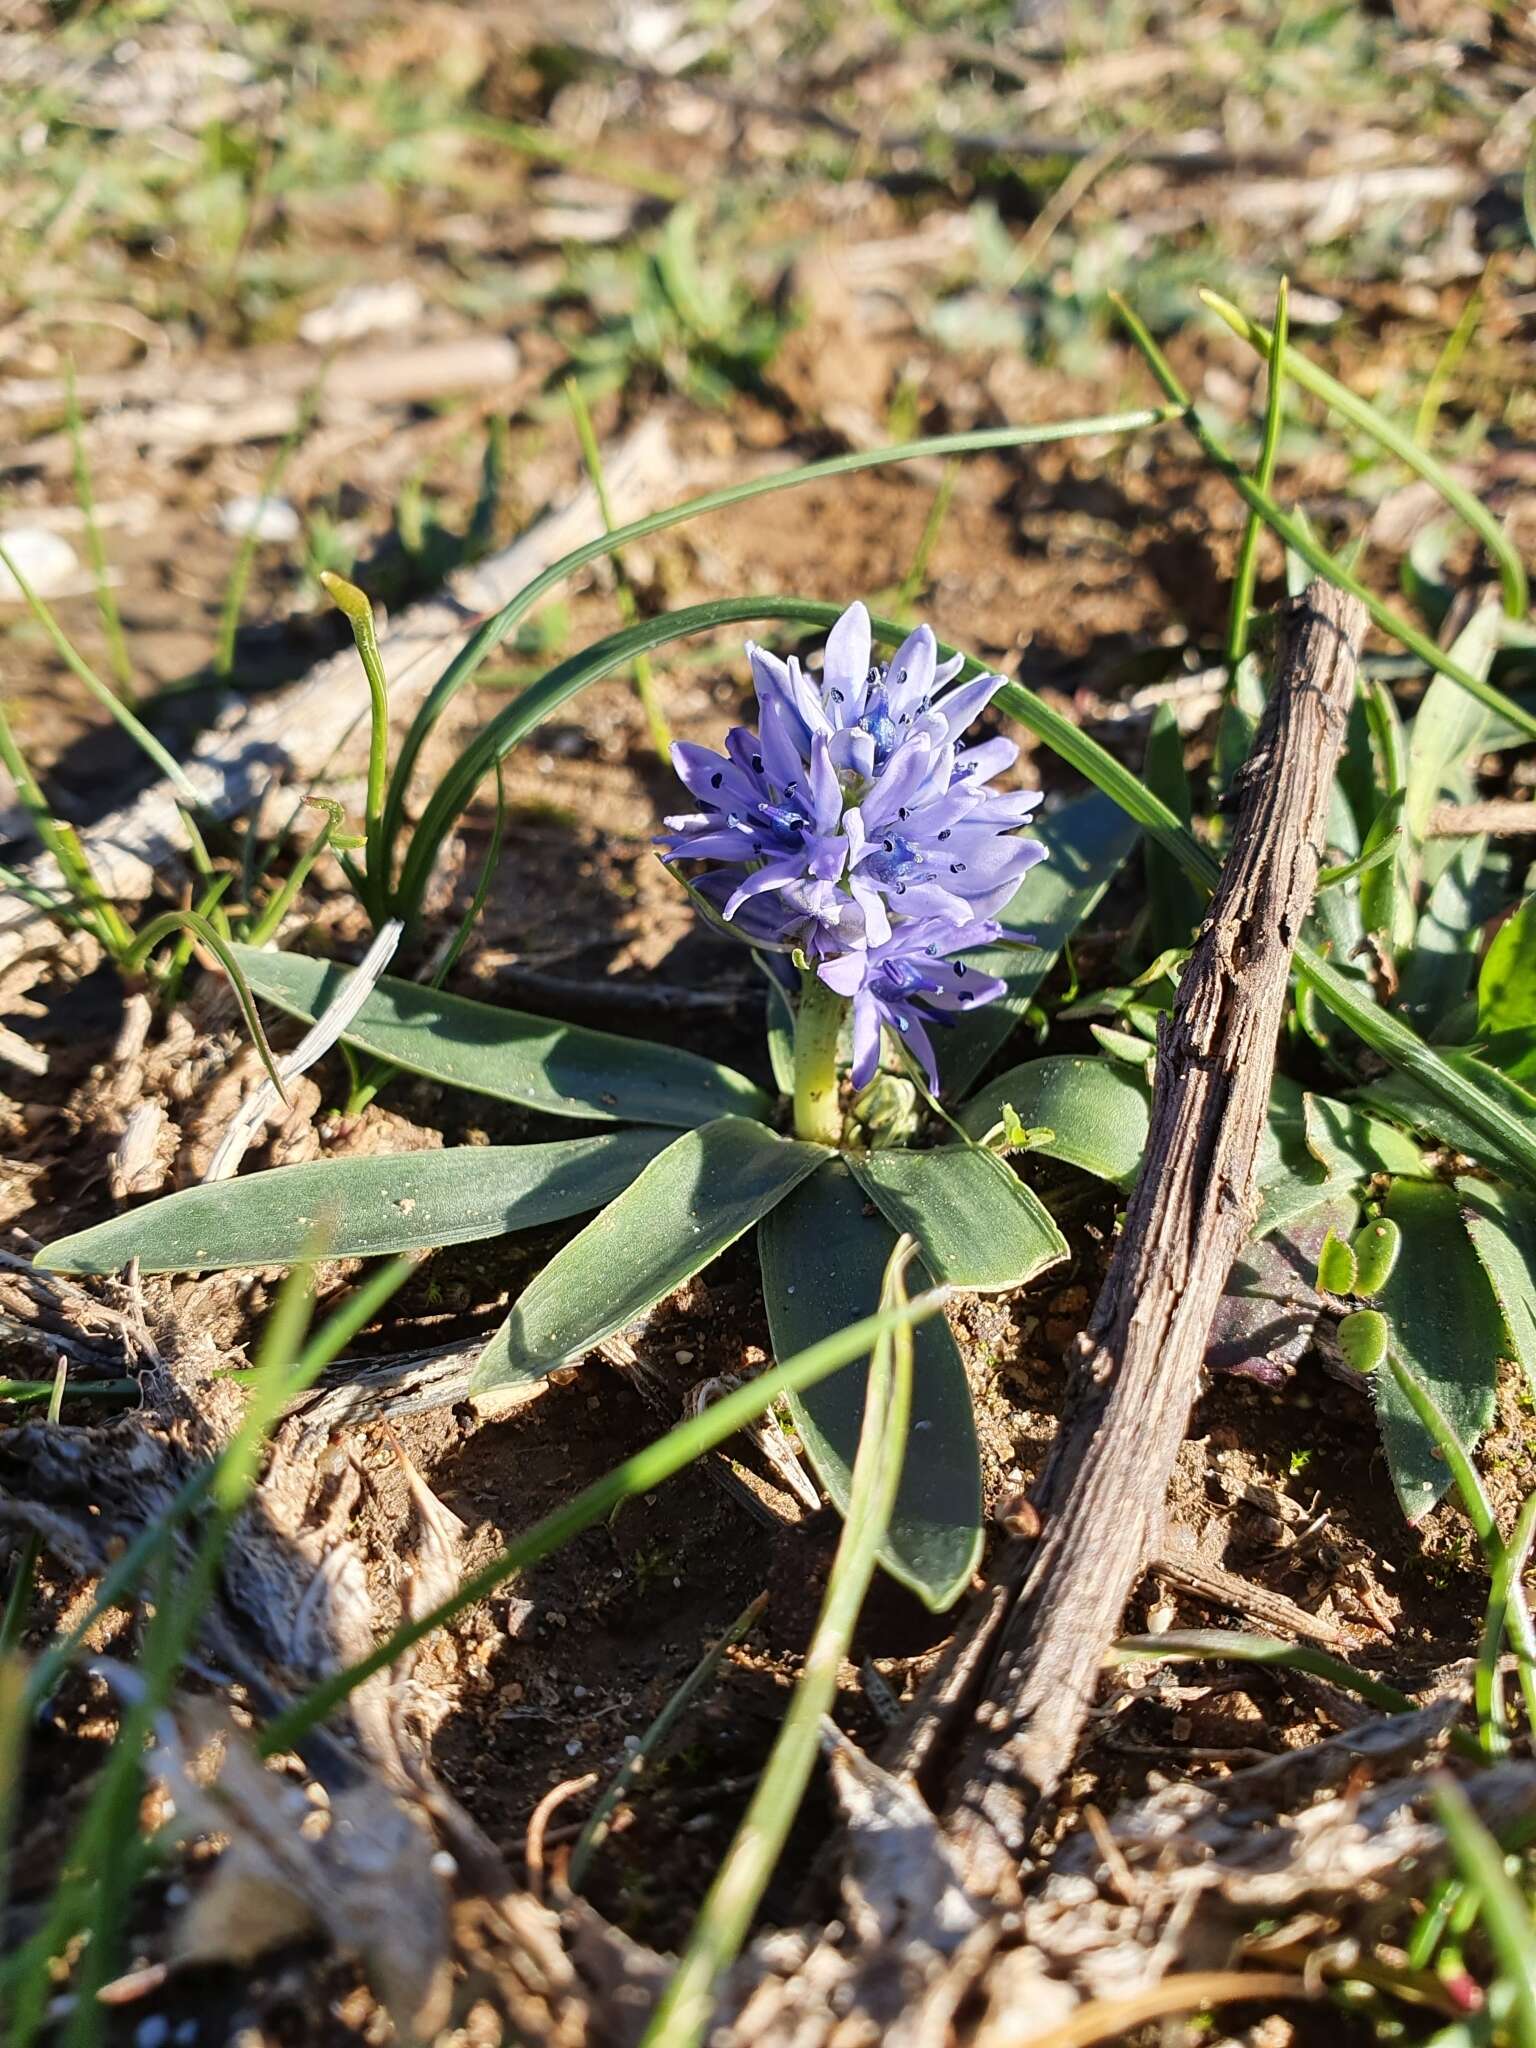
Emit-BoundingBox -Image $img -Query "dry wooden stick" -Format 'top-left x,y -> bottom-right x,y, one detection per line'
942,580 -> 1366,1890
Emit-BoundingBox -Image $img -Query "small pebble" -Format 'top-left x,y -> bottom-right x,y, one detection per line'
0,526 -> 78,599
218,495 -> 300,544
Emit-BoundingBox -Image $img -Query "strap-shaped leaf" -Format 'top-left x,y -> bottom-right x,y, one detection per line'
1356,1055 -> 1536,1187
1461,1179 -> 1536,1406
959,1054 -> 1150,1185
37,1130 -> 671,1276
937,790 -> 1142,1095
847,1146 -> 1067,1292
230,942 -> 769,1128
758,1159 -> 982,1611
1372,1176 -> 1505,1522
473,1117 -> 825,1391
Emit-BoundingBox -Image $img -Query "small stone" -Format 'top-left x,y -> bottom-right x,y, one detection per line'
0,526 -> 78,600
218,495 -> 300,544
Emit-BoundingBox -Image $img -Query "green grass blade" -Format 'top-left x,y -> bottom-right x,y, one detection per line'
1226,275 -> 1289,672
320,572 -> 392,920
378,407 -> 1178,856
1201,289 -> 1528,620
1113,1629 -> 1481,1759
641,1243 -> 916,2048
1432,1777 -> 1536,2048
127,910 -> 286,1097
0,540 -> 200,803
1478,1489 -> 1536,1760
65,362 -> 134,699
1114,295 -> 1536,741
1294,947 -> 1536,1188
257,1281 -> 949,1758
215,381 -> 319,678
0,701 -> 131,954
566,376 -> 671,761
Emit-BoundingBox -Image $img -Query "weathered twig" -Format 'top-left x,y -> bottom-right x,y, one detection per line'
942,580 -> 1366,1889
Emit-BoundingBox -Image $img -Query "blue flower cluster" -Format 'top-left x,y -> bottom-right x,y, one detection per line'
660,602 -> 1045,1090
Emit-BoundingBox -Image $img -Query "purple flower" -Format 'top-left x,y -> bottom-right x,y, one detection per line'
660,601 -> 1045,950
818,918 -> 1008,1092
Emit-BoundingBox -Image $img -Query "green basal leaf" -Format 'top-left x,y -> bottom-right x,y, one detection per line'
1479,896 -> 1536,1042
36,1131 -> 673,1276
847,1146 -> 1068,1292
959,1055 -> 1151,1186
758,1159 -> 982,1611
473,1117 -> 825,1391
1372,1177 -> 1505,1522
230,942 -> 770,1129
935,789 -> 1142,1095
1351,1216 -> 1402,1298
1460,1179 -> 1536,1405
1316,1229 -> 1357,1297
1338,1309 -> 1388,1375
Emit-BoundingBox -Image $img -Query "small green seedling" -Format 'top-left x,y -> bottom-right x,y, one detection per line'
1352,1216 -> 1403,1296
1337,1309 -> 1389,1376
1317,1227 -> 1358,1297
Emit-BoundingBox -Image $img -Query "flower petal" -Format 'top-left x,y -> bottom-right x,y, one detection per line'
934,671 -> 1006,742
823,601 -> 872,699
848,990 -> 884,1089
